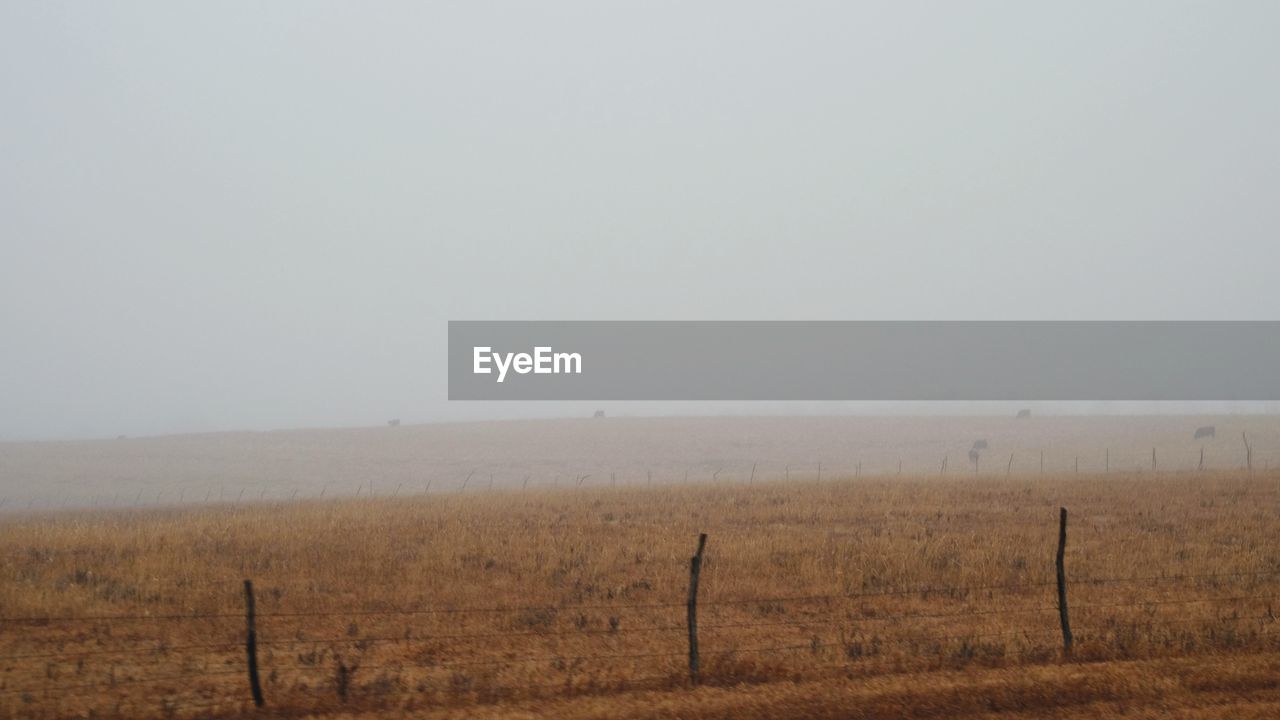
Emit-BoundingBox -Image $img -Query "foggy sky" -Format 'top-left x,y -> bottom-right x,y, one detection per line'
3,2 -> 1279,440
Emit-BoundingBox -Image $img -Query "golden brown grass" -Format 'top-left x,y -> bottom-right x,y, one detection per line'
2,470 -> 1279,718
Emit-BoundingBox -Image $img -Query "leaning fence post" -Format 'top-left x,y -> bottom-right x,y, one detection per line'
1055,508 -> 1073,656
244,580 -> 265,707
687,533 -> 708,683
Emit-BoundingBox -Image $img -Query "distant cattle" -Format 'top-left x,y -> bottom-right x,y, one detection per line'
1194,426 -> 1215,440
593,410 -> 606,419
972,439 -> 988,451
1016,409 -> 1031,419
387,418 -> 401,427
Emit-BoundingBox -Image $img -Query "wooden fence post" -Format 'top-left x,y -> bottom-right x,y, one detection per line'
749,463 -> 756,484
1105,448 -> 1110,473
244,580 -> 265,707
1152,447 -> 1157,472
1243,432 -> 1253,472
1006,453 -> 1014,477
1199,447 -> 1204,471
1055,509 -> 1073,656
687,533 -> 708,684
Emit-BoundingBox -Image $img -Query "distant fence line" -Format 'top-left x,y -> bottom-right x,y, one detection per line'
3,510 -> 1278,717
2,443 -> 1277,513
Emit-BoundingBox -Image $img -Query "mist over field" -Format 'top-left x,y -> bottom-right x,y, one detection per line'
2,414 -> 1277,512
5,3 -> 1280,718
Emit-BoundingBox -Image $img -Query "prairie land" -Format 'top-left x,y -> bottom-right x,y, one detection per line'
2,467 -> 1278,718
1,414 -> 1277,512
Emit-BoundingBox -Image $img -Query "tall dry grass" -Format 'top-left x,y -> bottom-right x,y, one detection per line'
1,470 -> 1278,718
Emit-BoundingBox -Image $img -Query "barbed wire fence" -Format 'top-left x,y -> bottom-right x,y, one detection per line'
3,509 -> 1278,718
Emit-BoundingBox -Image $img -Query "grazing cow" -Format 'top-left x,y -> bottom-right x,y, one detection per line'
968,448 -> 981,467
972,439 -> 988,451
593,410 -> 606,419
387,418 -> 401,427
1194,426 -> 1215,440
1016,409 -> 1031,419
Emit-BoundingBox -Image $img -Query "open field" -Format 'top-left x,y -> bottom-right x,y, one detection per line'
2,469 -> 1279,718
2,415 -> 1278,512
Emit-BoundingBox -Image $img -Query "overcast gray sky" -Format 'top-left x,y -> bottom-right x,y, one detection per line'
2,2 -> 1279,440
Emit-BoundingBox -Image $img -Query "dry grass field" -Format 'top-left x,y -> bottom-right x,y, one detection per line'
2,469 -> 1279,718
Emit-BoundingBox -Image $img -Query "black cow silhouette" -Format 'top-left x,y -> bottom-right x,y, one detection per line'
1194,426 -> 1215,440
